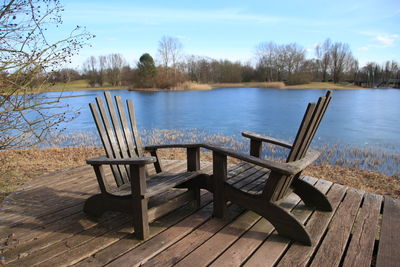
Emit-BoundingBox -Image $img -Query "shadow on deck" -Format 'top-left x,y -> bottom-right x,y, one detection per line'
0,160 -> 398,267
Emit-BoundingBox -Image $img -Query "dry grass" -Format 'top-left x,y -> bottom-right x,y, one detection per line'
172,81 -> 212,90
38,80 -> 364,93
45,79 -> 126,93
284,82 -> 363,89
0,147 -> 103,202
1,147 -> 398,204
211,82 -> 286,89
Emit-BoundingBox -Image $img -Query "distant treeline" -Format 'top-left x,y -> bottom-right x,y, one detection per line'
50,37 -> 400,88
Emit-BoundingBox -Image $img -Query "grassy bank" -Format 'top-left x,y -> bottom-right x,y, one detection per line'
40,80 -> 364,93
1,146 -> 398,204
47,79 -> 126,92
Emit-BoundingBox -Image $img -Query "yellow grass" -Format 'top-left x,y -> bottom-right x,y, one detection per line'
284,82 -> 363,89
210,82 -> 286,89
172,81 -> 212,90
46,79 -> 126,93
36,80 -> 364,93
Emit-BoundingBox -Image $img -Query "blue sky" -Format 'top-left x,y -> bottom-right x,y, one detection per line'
53,0 -> 400,69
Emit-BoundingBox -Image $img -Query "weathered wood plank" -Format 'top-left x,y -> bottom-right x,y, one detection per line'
89,164 -> 263,267
39,199 -> 202,267
212,178 -> 331,267
376,197 -> 400,267
6,189 -> 202,266
309,188 -> 364,267
0,160 -> 190,255
141,169 -> 270,267
343,193 -> 383,267
272,183 -> 347,266
141,205 -> 245,267
7,215 -> 130,267
175,211 -> 261,267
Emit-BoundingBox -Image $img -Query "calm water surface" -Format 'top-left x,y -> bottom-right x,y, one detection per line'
47,88 -> 400,152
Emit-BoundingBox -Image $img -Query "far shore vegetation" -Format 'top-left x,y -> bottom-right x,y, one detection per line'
42,37 -> 399,94
45,79 -> 363,93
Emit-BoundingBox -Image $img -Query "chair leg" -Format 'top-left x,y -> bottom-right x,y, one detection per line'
132,197 -> 149,240
130,164 -> 150,240
292,178 -> 333,211
213,152 -> 228,218
258,202 -> 312,245
225,185 -> 312,245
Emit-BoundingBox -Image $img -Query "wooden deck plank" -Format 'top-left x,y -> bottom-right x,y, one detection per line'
6,189 -> 207,266
240,178 -> 331,267
103,199 -> 216,267
170,171 -> 277,267
376,197 -> 400,267
309,188 -> 364,267
99,165 -> 266,267
0,161 -> 396,267
174,210 -> 261,267
212,177 -> 331,267
0,160 -> 183,231
273,183 -> 348,266
140,167 -> 268,267
72,193 -> 213,267
141,206 -> 244,267
30,199 -> 201,267
0,181 -> 99,240
343,193 -> 383,267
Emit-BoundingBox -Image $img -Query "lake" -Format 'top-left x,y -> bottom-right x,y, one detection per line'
47,87 -> 400,153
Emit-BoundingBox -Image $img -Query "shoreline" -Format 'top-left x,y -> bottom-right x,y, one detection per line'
41,80 -> 370,93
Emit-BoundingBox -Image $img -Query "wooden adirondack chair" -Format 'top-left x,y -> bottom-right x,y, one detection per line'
84,92 -> 208,240
207,91 -> 333,245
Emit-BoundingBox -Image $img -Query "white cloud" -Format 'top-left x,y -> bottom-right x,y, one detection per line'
357,31 -> 400,51
374,35 -> 399,47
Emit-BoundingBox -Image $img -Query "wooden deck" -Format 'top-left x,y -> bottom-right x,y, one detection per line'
0,160 -> 398,267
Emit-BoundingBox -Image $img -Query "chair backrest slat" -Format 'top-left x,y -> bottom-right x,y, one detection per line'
95,96 -> 130,184
299,91 -> 332,158
104,92 -> 130,160
115,96 -> 138,158
89,102 -> 124,186
272,91 -> 332,201
127,100 -> 144,157
90,92 -> 147,187
286,103 -> 316,162
293,97 -> 325,161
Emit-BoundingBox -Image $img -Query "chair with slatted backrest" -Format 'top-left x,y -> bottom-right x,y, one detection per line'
84,91 -> 208,240
208,91 -> 333,245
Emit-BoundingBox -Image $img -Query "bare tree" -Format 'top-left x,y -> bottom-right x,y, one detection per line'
330,42 -> 353,83
0,0 -> 93,149
98,55 -> 108,86
315,39 -> 332,82
281,43 -> 305,79
255,42 -> 278,81
106,53 -> 126,86
82,56 -> 99,87
157,36 -> 183,69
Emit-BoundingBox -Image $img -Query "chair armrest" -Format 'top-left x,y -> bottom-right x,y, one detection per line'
144,143 -> 204,151
86,156 -> 156,166
242,131 -> 292,149
204,143 -> 320,175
